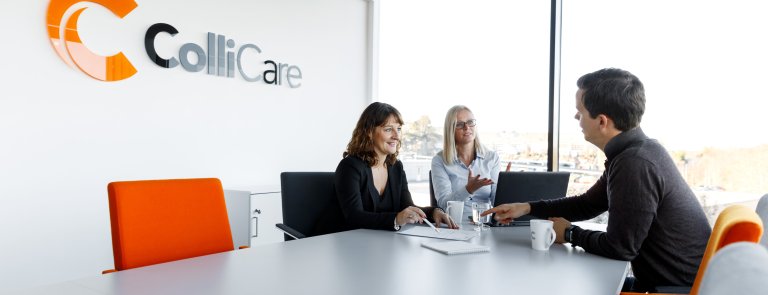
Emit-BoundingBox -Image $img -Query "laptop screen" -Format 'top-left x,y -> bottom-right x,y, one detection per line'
493,171 -> 570,222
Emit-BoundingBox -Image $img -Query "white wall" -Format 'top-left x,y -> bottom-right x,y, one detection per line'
0,0 -> 371,291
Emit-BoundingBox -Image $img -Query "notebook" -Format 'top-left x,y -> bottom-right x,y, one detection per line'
491,171 -> 570,226
421,241 -> 490,255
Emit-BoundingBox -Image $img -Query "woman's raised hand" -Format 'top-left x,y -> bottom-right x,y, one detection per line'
465,167 -> 494,194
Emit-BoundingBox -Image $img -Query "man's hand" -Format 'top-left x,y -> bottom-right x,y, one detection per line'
480,203 -> 530,224
549,217 -> 572,244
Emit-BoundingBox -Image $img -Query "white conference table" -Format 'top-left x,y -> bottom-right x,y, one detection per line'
18,224 -> 629,295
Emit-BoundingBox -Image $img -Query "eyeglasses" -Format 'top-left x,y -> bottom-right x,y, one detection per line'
455,119 -> 477,129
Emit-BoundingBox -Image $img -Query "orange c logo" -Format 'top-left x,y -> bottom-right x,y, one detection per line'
47,0 -> 138,81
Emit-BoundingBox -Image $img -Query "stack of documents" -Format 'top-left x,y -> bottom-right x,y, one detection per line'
396,226 -> 479,240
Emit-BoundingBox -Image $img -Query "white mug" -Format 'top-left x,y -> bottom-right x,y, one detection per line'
446,201 -> 464,226
530,219 -> 556,251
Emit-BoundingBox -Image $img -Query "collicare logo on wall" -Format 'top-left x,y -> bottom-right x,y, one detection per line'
47,0 -> 138,82
45,0 -> 303,88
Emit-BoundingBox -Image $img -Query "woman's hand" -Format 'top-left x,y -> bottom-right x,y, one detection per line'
465,167 -> 494,194
396,206 -> 426,226
433,209 -> 459,229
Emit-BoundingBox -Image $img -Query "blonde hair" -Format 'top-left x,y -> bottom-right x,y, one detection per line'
441,105 -> 486,164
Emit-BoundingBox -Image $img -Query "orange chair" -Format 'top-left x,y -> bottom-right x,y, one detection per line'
103,178 -> 236,273
622,204 -> 763,295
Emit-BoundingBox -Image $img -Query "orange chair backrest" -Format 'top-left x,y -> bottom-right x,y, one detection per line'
107,178 -> 234,271
690,205 -> 763,295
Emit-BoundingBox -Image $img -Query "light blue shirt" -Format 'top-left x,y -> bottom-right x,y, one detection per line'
431,149 -> 500,217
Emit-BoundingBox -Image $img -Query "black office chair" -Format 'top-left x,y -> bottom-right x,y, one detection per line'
429,170 -> 438,208
276,172 -> 347,241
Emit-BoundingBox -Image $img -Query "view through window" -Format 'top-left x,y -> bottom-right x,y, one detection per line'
379,1 -> 552,206
560,0 -> 768,224
380,1 -> 768,218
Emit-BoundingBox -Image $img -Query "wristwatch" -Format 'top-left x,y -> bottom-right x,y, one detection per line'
564,225 -> 576,244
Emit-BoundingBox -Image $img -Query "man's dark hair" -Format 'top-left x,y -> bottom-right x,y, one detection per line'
576,68 -> 645,131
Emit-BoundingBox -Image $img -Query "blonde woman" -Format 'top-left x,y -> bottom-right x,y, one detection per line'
431,105 -> 501,222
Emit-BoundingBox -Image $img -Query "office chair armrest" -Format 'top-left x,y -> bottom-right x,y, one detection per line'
102,269 -> 117,274
275,223 -> 306,240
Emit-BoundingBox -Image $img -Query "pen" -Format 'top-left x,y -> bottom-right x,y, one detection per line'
422,218 -> 440,233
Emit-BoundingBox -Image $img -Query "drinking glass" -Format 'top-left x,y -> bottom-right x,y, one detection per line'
471,201 -> 491,231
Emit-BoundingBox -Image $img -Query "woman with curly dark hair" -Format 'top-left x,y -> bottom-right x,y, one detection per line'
335,102 -> 456,231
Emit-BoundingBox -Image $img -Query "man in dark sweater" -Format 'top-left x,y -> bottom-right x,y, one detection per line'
483,68 -> 711,293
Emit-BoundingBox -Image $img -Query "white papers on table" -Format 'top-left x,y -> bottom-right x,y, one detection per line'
396,225 -> 479,240
421,241 -> 490,255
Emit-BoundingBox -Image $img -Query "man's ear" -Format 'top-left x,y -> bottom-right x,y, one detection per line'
597,114 -> 614,130
598,114 -> 608,127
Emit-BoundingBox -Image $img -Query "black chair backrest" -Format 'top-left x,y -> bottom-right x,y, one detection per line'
429,170 -> 438,208
280,172 -> 345,241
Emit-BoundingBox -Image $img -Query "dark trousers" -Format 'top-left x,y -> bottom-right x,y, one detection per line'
622,277 -> 692,293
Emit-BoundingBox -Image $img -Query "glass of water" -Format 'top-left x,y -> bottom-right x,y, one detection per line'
472,201 -> 492,231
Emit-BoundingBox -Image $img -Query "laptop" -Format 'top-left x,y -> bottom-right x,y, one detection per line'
489,171 -> 570,226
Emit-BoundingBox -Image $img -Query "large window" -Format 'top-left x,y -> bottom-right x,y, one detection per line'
379,1 -> 552,206
380,1 -> 768,217
560,0 -> 768,223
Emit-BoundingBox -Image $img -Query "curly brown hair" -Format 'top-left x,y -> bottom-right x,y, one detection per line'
343,102 -> 404,167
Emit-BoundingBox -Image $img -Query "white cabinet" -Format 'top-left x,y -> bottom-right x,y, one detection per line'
250,191 -> 284,246
224,186 -> 284,247
223,190 -> 253,248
